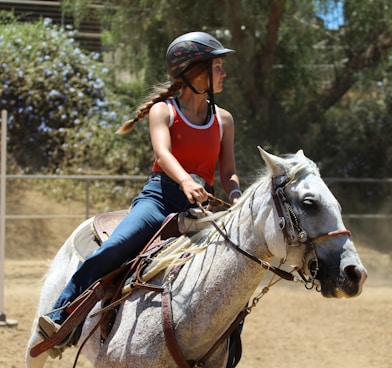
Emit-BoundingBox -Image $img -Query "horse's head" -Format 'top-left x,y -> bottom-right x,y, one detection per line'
258,147 -> 367,298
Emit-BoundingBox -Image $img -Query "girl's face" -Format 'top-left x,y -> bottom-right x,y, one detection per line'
211,57 -> 227,93
187,58 -> 227,94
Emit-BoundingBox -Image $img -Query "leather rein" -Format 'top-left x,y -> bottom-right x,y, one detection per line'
205,175 -> 351,284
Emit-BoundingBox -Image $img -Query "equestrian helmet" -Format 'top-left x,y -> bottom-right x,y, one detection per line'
166,31 -> 234,78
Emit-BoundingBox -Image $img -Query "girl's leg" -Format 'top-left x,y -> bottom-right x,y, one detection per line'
50,173 -> 190,323
50,198 -> 166,322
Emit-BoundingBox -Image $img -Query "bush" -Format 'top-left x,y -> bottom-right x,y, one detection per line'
0,14 -> 152,176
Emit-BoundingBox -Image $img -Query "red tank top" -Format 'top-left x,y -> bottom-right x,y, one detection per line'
151,98 -> 223,186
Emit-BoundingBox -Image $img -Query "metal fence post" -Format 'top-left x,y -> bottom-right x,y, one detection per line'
0,110 -> 17,327
86,179 -> 90,219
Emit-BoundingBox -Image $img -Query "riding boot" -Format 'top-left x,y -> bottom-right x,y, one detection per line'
37,316 -> 64,359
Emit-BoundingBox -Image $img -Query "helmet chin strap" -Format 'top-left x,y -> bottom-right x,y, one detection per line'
179,60 -> 216,115
207,60 -> 216,115
180,74 -> 204,95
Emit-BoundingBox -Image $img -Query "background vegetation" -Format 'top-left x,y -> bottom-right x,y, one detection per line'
72,0 -> 392,178
1,1 -> 392,220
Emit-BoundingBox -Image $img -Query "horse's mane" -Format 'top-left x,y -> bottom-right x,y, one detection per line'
147,152 -> 320,280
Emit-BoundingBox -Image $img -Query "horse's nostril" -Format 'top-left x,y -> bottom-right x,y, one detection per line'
344,265 -> 364,283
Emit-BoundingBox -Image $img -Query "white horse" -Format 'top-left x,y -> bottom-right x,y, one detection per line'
26,147 -> 367,368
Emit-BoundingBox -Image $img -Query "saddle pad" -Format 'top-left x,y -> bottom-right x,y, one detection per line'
71,217 -> 99,261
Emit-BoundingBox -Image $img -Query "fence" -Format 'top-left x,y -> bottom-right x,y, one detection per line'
4,174 -> 148,220
3,175 -> 392,220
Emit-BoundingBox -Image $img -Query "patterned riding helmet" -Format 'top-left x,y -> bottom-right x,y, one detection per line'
166,31 -> 235,78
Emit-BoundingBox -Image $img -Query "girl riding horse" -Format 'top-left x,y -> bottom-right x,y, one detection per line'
37,31 -> 241,364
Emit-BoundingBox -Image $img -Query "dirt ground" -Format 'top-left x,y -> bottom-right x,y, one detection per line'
1,191 -> 391,368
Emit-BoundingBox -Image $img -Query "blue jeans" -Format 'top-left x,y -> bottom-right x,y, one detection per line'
50,173 -> 202,323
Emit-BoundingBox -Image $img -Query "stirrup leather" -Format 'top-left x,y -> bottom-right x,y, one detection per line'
30,281 -> 105,358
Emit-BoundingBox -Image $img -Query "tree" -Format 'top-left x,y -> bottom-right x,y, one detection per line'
62,0 -> 392,177
5,1 -> 392,179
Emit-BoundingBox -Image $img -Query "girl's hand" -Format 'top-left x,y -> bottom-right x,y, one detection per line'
180,178 -> 209,204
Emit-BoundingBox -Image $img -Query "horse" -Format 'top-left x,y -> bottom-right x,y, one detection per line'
26,147 -> 367,368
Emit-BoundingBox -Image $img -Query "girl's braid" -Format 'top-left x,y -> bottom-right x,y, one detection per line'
116,81 -> 182,134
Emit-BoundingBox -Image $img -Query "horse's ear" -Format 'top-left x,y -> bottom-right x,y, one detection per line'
257,146 -> 286,176
296,149 -> 306,158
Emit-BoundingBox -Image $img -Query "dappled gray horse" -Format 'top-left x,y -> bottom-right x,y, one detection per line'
26,147 -> 367,368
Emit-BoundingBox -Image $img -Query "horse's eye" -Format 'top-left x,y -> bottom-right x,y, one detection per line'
303,197 -> 318,209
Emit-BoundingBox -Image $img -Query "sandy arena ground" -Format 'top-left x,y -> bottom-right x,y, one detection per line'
1,246 -> 391,368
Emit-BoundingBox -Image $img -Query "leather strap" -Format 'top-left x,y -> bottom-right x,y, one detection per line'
161,288 -> 247,368
30,261 -> 131,358
195,309 -> 248,367
30,281 -> 105,358
162,289 -> 195,368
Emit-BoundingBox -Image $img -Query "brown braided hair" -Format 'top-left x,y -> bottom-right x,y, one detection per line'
117,61 -> 209,134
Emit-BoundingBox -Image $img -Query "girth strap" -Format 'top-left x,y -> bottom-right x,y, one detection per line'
162,289 -> 195,368
195,308 -> 248,367
162,288 -> 247,368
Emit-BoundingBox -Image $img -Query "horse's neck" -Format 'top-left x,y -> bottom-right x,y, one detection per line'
170,235 -> 266,352
170,186 -> 274,342
225,180 -> 274,260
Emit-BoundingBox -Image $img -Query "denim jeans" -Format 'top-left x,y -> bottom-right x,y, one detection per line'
50,173 -> 201,323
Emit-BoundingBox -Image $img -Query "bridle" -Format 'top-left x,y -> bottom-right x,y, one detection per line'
271,174 -> 352,287
204,173 -> 352,288
272,174 -> 352,245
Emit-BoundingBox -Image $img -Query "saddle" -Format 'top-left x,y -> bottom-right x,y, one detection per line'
93,209 -> 182,245
93,209 -> 128,243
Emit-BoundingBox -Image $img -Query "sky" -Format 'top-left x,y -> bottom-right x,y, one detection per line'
316,0 -> 345,30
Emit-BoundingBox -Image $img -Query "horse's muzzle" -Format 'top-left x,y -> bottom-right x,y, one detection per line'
340,264 -> 368,297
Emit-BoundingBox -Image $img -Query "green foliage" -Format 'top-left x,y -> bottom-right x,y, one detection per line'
54,0 -> 392,181
60,0 -> 90,27
4,0 -> 392,182
0,15 -> 153,176
310,92 -> 392,178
